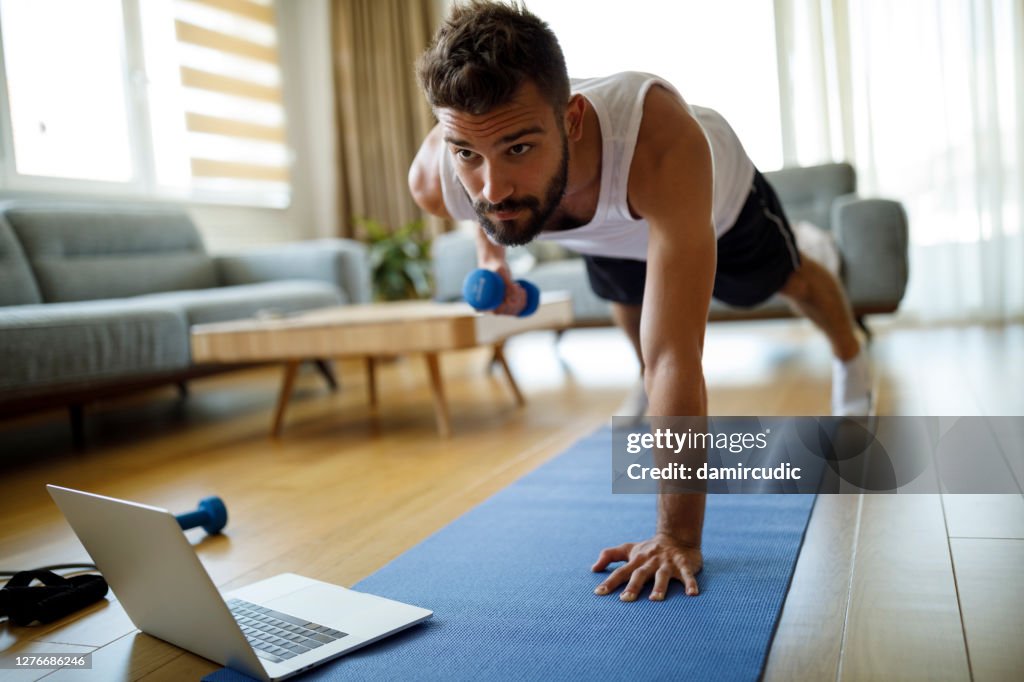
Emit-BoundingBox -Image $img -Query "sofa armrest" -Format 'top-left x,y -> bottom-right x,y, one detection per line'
214,238 -> 372,304
832,196 -> 909,308
431,230 -> 478,301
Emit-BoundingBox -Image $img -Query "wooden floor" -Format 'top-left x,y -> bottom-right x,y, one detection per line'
0,319 -> 1021,681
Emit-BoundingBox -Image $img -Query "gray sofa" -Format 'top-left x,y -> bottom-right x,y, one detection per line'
432,163 -> 909,326
0,200 -> 371,439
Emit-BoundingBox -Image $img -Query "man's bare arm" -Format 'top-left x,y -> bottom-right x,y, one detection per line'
592,86 -> 715,600
408,122 -> 452,219
639,90 -> 715,539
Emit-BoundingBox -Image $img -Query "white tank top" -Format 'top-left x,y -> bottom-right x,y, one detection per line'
439,71 -> 755,261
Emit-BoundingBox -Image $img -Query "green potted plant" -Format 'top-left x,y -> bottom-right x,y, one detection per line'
358,218 -> 433,301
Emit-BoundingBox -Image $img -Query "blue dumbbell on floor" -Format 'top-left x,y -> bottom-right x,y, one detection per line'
176,496 -> 228,535
462,269 -> 540,317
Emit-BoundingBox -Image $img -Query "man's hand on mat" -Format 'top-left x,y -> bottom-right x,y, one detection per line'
591,534 -> 702,601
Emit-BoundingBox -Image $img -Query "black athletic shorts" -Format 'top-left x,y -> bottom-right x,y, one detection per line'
582,170 -> 802,308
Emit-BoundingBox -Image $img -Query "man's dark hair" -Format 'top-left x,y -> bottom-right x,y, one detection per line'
416,1 -> 570,116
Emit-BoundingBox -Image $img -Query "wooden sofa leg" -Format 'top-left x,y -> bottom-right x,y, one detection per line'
313,359 -> 339,392
69,404 -> 86,451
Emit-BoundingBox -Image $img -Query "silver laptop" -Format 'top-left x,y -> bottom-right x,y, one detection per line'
47,485 -> 432,681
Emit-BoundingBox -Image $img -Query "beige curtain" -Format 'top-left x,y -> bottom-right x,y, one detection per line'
331,0 -> 444,238
774,0 -> 1024,322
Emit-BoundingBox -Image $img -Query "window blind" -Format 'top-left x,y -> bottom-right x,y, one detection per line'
170,0 -> 290,197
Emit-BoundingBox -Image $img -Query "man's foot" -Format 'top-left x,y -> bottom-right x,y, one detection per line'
832,345 -> 872,416
616,378 -> 648,422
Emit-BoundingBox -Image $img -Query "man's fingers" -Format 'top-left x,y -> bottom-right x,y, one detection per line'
673,554 -> 701,596
649,566 -> 673,601
591,545 -> 630,572
490,285 -> 525,316
681,570 -> 700,597
505,284 -> 526,313
591,539 -> 703,602
619,562 -> 657,602
593,560 -> 639,596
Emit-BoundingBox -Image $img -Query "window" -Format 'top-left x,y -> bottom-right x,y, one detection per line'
0,0 -> 133,183
0,0 -> 290,207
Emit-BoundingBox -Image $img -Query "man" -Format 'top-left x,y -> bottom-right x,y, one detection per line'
408,1 -> 870,601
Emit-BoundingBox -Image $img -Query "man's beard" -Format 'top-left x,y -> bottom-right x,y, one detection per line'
470,134 -> 569,247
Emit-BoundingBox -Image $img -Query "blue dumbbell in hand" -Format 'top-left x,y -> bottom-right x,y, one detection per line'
176,496 -> 228,535
462,269 -> 540,317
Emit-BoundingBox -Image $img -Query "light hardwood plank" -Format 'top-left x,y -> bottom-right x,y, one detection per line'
949,538 -> 1024,682
763,494 -> 859,681
943,494 -> 1024,539
840,495 -> 970,680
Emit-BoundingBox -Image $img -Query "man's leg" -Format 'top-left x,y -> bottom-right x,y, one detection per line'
778,257 -> 860,361
610,302 -> 648,417
580,255 -> 650,418
778,257 -> 871,414
714,169 -> 872,416
610,302 -> 644,371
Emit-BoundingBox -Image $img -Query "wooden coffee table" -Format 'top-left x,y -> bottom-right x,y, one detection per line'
190,294 -> 573,437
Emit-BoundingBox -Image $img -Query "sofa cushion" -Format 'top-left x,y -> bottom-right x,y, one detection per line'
0,300 -> 190,391
138,280 -> 344,326
0,216 -> 42,306
4,203 -> 218,302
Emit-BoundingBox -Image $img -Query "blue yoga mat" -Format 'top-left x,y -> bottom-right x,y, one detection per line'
205,428 -> 815,681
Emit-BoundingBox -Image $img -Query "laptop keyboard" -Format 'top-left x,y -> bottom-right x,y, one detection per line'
227,598 -> 348,664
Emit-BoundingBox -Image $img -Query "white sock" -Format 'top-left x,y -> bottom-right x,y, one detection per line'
832,347 -> 872,416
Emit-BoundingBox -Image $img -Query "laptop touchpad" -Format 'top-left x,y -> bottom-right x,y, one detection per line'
265,584 -> 381,628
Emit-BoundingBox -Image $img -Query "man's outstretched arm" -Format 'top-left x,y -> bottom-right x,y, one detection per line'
408,122 -> 451,219
592,86 -> 715,601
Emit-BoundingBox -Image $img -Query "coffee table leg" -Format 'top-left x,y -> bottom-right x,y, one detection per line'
424,353 -> 451,437
272,360 -> 301,438
365,356 -> 378,409
493,342 -> 526,407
